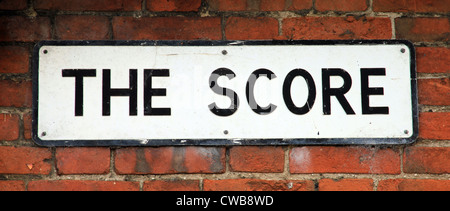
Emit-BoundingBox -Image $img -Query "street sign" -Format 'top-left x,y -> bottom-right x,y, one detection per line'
32,40 -> 418,146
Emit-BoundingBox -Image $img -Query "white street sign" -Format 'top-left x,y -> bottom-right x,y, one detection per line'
32,40 -> 418,146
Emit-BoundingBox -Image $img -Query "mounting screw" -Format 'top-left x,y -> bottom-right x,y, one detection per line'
404,130 -> 409,134
400,48 -> 405,53
41,131 -> 47,136
223,130 -> 229,135
43,49 -> 48,54
222,50 -> 227,55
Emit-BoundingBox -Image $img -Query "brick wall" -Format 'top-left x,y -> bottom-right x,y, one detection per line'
0,0 -> 449,191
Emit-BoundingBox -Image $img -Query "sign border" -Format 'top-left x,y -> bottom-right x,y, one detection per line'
32,40 -> 418,146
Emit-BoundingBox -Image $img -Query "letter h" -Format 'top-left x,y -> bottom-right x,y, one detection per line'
102,69 -> 137,116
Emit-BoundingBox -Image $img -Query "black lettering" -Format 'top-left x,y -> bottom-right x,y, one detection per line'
361,68 -> 389,114
322,68 -> 355,115
283,68 -> 316,115
246,68 -> 277,115
62,69 -> 96,116
208,68 -> 239,117
102,69 -> 137,116
144,69 -> 171,116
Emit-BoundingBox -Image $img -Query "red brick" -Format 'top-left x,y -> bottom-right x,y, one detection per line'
260,0 -> 285,11
34,0 -> 141,11
418,78 -> 450,106
143,180 -> 200,191
114,147 -> 225,174
0,80 -> 32,108
0,16 -> 50,42
55,15 -> 109,40
416,47 -> 450,73
210,0 -> 313,11
290,146 -> 401,174
225,17 -> 279,40
229,146 -> 284,173
373,0 -> 450,13
113,17 -> 221,40
396,17 -> 450,42
285,0 -> 313,10
28,180 -> 139,191
204,179 -> 315,191
260,0 -> 313,11
419,112 -> 450,140
404,147 -> 450,174
207,0 -> 247,11
0,46 -> 29,74
56,147 -> 110,175
378,179 -> 450,191
0,0 -> 27,10
0,146 -> 52,175
319,179 -> 373,191
282,17 -> 391,40
315,0 -> 368,12
0,181 -> 25,191
0,114 -> 19,141
23,113 -> 32,140
147,0 -> 202,11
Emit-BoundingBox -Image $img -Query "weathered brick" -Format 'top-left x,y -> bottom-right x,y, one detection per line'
23,113 -> 32,140
0,146 -> 52,175
0,181 -> 25,191
282,17 -> 391,40
319,179 -> 373,191
0,0 -> 27,10
396,17 -> 450,42
229,146 -> 284,173
373,0 -> 450,13
114,147 -> 225,174
203,179 -> 315,191
28,180 -> 140,191
290,146 -> 401,174
260,0 -> 313,11
55,15 -> 109,40
418,78 -> 450,106
143,180 -> 200,191
285,0 -> 313,10
404,147 -> 450,174
225,17 -> 279,40
113,17 -> 221,40
260,0 -> 285,11
0,80 -> 32,108
315,0 -> 368,12
378,179 -> 450,191
419,112 -> 450,140
416,47 -> 450,73
0,46 -> 29,74
207,0 -> 247,11
34,0 -> 141,11
0,113 -> 20,141
56,147 -> 110,175
147,0 -> 202,12
0,16 -> 51,42
209,0 -> 313,11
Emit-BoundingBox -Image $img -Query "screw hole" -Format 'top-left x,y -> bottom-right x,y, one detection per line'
222,50 -> 227,55
43,49 -> 48,54
41,132 -> 47,136
223,130 -> 229,135
400,48 -> 405,53
404,130 -> 409,134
